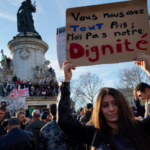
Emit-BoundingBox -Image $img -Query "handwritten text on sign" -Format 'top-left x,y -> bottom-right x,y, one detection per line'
66,0 -> 150,66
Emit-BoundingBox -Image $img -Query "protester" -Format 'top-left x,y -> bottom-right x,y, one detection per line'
17,112 -> 26,130
34,82 -> 39,91
0,106 -> 6,137
46,85 -> 52,97
35,88 -> 41,97
134,83 -> 150,119
57,60 -> 150,150
80,103 -> 93,124
0,118 -> 35,150
17,78 -> 21,90
10,110 -> 14,118
41,114 -> 47,122
2,120 -> 8,132
21,80 -> 25,89
2,85 -> 7,97
25,110 -> 46,150
41,88 -> 47,98
4,110 -> 10,119
12,74 -> 17,89
3,80 -> 7,89
133,88 -> 145,118
77,108 -> 85,121
30,89 -> 36,96
6,81 -> 13,94
50,82 -> 54,94
26,109 -> 30,118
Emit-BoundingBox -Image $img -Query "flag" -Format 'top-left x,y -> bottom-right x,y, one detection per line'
29,107 -> 34,116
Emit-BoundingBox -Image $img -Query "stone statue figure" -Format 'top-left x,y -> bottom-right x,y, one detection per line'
17,0 -> 38,34
33,60 -> 56,82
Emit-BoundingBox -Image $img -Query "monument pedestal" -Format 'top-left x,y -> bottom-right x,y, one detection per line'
8,36 -> 48,81
25,96 -> 57,109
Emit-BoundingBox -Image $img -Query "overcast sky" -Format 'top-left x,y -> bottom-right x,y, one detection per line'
0,0 -> 150,87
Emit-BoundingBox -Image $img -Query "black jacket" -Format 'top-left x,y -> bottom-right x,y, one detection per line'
0,125 -> 7,138
57,82 -> 150,149
25,119 -> 46,150
12,76 -> 17,82
0,127 -> 35,150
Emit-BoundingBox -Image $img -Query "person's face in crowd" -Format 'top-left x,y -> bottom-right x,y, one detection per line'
14,74 -> 16,76
80,109 -> 85,116
18,78 -> 20,81
19,114 -> 25,124
137,89 -> 150,101
101,95 -> 118,124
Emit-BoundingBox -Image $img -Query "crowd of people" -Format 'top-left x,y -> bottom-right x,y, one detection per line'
0,74 -> 59,97
0,53 -> 150,150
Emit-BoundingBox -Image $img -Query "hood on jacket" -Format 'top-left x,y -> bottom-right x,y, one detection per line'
28,119 -> 46,129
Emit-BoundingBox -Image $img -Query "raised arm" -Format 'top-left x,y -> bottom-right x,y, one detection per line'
135,53 -> 150,77
57,62 -> 95,145
133,89 -> 145,115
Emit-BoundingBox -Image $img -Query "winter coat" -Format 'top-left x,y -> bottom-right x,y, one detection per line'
0,125 -> 7,138
0,127 -> 35,150
12,76 -> 17,82
25,119 -> 46,150
39,118 -> 85,150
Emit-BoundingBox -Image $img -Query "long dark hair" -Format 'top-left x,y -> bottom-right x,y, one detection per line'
91,87 -> 150,150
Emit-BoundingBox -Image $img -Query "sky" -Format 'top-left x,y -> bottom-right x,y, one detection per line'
0,0 -> 150,88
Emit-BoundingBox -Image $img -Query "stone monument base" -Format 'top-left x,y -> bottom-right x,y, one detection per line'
25,96 -> 57,109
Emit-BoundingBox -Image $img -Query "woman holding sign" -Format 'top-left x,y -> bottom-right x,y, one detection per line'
57,53 -> 150,150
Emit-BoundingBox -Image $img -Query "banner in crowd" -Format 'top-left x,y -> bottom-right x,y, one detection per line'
10,88 -> 29,98
66,0 -> 150,67
0,97 -> 26,112
56,26 -> 66,69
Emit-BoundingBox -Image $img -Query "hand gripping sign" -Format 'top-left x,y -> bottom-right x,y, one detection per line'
66,0 -> 150,67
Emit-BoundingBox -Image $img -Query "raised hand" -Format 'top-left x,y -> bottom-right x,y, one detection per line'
133,89 -> 138,101
62,62 -> 76,82
135,53 -> 150,76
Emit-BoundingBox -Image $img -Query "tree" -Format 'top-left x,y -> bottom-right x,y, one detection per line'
72,72 -> 104,106
115,66 -> 149,106
115,66 -> 150,89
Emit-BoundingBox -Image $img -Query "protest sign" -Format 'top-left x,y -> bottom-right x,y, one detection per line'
1,97 -> 26,112
10,88 -> 29,98
66,0 -> 150,67
56,27 -> 66,69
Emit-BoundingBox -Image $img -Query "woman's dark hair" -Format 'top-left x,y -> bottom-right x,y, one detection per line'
91,87 -> 150,150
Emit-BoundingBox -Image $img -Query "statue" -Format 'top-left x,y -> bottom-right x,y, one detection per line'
17,0 -> 38,34
0,50 -> 13,85
33,60 -> 56,82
